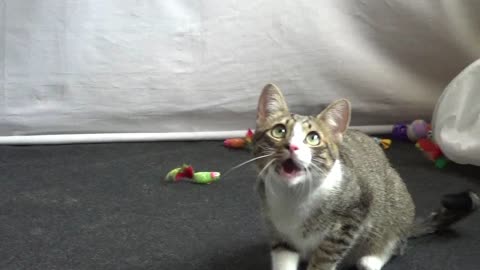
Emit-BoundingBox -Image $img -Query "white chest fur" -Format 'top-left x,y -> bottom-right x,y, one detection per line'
265,160 -> 343,257
266,188 -> 325,257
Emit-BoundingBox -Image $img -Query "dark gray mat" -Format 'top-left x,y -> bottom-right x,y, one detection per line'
0,139 -> 479,270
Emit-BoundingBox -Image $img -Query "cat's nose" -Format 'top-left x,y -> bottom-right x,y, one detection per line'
289,144 -> 299,152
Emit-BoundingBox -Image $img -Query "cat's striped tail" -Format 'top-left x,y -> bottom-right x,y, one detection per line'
409,190 -> 480,238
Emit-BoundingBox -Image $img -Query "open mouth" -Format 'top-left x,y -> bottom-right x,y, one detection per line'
281,158 -> 303,177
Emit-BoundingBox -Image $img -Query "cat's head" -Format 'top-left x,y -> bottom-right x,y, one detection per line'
253,84 -> 350,186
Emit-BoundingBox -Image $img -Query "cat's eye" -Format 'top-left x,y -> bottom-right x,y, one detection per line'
271,124 -> 287,138
305,132 -> 321,146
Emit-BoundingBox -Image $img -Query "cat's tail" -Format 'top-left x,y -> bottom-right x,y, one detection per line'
409,190 -> 479,238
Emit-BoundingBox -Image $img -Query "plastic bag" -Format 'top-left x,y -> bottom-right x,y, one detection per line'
432,59 -> 480,166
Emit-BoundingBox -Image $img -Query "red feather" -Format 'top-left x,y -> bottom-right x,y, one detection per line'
175,165 -> 195,180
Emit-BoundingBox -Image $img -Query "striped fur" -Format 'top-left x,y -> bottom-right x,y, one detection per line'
253,84 -> 478,270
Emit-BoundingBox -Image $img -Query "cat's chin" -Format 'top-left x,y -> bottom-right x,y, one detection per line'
279,159 -> 306,185
280,172 -> 306,186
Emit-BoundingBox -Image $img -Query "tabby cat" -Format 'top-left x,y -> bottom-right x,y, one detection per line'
252,84 -> 479,270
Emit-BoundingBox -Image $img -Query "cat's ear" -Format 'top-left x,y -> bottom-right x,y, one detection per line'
256,83 -> 289,126
318,99 -> 351,142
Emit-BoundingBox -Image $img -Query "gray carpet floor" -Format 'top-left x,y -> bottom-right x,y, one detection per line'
0,139 -> 479,270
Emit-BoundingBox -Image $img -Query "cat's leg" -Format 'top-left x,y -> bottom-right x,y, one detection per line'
256,182 -> 299,270
265,215 -> 299,270
306,248 -> 339,270
356,237 -> 400,270
271,242 -> 299,270
355,167 -> 414,270
306,223 -> 362,270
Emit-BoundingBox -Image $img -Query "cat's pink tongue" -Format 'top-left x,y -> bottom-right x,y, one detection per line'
282,159 -> 300,175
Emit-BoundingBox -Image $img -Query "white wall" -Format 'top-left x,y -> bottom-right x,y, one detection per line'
1,0 -> 479,137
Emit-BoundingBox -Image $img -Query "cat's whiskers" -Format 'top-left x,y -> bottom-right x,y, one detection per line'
222,153 -> 274,178
303,167 -> 313,196
309,162 -> 324,174
257,144 -> 272,151
258,158 -> 277,179
310,159 -> 328,176
295,161 -> 312,195
308,167 -> 316,195
314,155 -> 328,162
261,159 -> 280,198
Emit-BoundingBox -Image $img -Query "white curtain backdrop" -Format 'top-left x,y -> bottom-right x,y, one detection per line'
1,0 -> 480,141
